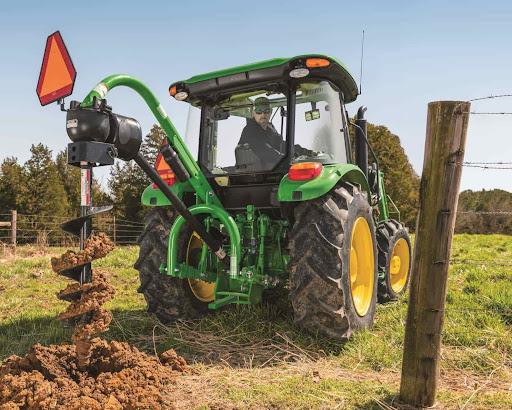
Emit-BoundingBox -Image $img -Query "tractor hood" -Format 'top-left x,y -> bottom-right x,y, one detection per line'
169,54 -> 359,105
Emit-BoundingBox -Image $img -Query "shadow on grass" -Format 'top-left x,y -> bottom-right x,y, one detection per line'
1,297 -> 347,368
357,393 -> 415,410
148,295 -> 348,368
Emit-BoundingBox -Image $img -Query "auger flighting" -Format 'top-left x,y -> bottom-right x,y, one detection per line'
51,234 -> 115,368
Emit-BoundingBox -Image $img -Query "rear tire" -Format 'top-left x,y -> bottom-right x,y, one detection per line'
134,207 -> 211,324
376,220 -> 412,302
288,183 -> 378,340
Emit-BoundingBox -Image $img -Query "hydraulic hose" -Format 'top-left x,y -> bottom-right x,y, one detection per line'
134,153 -> 226,259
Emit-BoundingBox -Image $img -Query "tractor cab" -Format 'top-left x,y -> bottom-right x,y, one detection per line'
169,55 -> 359,210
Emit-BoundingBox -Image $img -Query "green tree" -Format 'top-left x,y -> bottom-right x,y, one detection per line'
55,148 -> 111,215
0,157 -> 23,212
350,122 -> 420,228
19,144 -> 69,217
366,123 -> 420,228
109,125 -> 166,221
456,189 -> 512,234
56,149 -> 81,212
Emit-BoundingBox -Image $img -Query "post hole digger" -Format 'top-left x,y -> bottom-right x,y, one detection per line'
38,31 -> 412,342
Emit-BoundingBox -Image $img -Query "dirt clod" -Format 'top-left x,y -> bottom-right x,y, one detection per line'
50,233 -> 114,274
0,339 -> 187,409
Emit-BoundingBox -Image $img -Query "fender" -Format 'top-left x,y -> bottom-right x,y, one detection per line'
141,180 -> 193,206
277,163 -> 370,202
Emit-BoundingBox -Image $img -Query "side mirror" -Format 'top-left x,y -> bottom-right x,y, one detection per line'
305,109 -> 320,121
305,101 -> 320,121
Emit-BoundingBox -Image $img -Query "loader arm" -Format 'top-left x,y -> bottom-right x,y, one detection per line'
81,74 -> 221,208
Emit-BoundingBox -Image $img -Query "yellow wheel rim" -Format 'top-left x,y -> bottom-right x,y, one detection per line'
349,217 -> 375,317
187,233 -> 215,303
389,238 -> 410,294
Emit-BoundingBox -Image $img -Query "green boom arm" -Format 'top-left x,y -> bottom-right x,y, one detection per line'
81,75 -> 242,276
81,74 -> 221,208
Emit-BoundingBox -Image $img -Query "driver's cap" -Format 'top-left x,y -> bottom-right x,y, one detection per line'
254,97 -> 271,113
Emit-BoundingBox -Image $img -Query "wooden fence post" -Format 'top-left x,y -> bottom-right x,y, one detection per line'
113,216 -> 116,245
399,101 -> 470,407
11,210 -> 17,254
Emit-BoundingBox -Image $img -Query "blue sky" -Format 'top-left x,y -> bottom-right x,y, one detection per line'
0,0 -> 511,191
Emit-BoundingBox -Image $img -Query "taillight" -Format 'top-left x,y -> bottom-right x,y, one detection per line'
288,162 -> 323,181
152,152 -> 176,188
305,58 -> 330,68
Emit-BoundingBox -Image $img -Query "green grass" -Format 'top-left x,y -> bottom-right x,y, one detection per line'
0,235 -> 510,409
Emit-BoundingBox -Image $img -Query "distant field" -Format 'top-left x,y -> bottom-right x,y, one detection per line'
0,234 -> 510,409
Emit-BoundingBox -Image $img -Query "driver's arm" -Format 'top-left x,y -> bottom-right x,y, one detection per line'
293,144 -> 316,157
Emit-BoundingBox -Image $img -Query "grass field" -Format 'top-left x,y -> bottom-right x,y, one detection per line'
0,234 -> 510,409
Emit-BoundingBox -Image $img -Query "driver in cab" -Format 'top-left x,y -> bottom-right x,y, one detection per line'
237,97 -> 283,166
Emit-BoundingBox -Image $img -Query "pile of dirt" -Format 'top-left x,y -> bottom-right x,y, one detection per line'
0,339 -> 188,409
0,231 -> 191,409
50,233 -> 114,273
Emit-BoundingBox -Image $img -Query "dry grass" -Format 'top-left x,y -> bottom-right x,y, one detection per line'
1,236 -> 511,409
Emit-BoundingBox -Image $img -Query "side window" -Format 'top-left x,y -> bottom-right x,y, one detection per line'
294,81 -> 347,164
184,106 -> 201,161
215,115 -> 247,168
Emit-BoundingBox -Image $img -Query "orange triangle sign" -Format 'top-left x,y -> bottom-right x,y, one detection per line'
37,31 -> 76,106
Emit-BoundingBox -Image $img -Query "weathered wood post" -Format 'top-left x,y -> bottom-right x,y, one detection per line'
113,216 -> 117,245
11,210 -> 17,254
400,101 -> 470,407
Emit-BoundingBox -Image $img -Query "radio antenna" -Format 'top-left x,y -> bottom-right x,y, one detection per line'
359,29 -> 365,95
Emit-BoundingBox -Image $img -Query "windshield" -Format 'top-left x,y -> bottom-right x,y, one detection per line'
294,81 -> 347,164
200,89 -> 287,174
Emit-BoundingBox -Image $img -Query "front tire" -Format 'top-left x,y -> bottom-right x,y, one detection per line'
288,183 -> 378,340
134,207 -> 212,323
376,220 -> 412,302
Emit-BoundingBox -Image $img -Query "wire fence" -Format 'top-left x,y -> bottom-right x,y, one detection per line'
454,96 -> 512,236
439,99 -> 512,320
0,211 -> 144,248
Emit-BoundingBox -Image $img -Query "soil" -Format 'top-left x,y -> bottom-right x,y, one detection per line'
50,233 -> 114,273
0,232 -> 190,409
0,339 -> 188,409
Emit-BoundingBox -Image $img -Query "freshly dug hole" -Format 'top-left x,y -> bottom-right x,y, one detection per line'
0,339 -> 188,409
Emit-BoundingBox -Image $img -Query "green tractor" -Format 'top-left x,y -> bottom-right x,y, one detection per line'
40,37 -> 411,340
132,55 -> 412,340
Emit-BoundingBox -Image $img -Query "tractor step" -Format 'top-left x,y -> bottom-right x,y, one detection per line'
208,292 -> 251,309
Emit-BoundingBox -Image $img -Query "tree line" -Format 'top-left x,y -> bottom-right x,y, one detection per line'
456,189 -> 512,235
1,122 -> 506,236
0,125 -> 165,224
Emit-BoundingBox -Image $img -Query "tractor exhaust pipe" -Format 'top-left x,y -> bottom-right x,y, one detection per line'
355,106 -> 368,179
134,153 -> 226,259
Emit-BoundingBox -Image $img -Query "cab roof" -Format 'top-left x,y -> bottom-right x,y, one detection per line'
170,54 -> 359,104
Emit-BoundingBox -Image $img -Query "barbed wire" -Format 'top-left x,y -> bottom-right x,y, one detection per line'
467,111 -> 512,115
467,93 -> 512,102
458,210 -> 512,215
464,161 -> 512,165
462,164 -> 512,169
